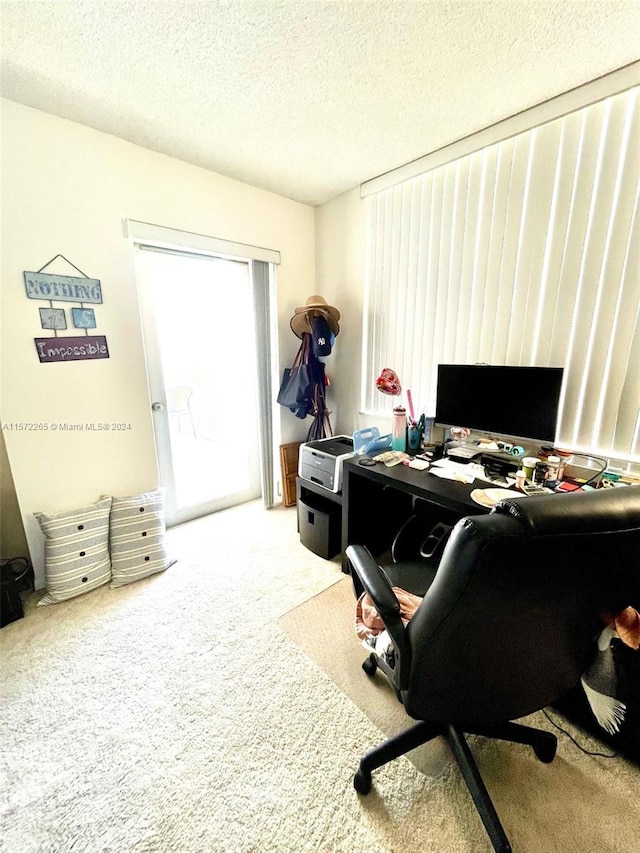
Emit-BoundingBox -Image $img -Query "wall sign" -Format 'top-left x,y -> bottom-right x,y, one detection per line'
35,336 -> 110,363
39,307 -> 67,330
71,307 -> 96,328
24,271 -> 103,303
26,255 -> 109,363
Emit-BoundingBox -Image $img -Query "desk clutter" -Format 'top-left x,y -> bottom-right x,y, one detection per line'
294,418 -> 639,564
353,414 -> 640,495
469,487 -> 522,509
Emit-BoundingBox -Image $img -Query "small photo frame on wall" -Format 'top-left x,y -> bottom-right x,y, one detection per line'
39,307 -> 67,330
72,307 -> 97,329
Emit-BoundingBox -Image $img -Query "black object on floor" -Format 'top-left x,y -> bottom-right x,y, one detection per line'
1,557 -> 33,628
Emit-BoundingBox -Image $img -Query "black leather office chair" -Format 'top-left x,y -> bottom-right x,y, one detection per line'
346,486 -> 640,853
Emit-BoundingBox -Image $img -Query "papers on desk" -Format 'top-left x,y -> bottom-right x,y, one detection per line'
430,459 -> 481,483
430,458 -> 510,486
408,458 -> 430,470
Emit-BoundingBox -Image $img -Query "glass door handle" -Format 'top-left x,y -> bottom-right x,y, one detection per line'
151,402 -> 165,412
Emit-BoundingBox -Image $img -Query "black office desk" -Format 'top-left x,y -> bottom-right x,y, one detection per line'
341,456 -> 488,572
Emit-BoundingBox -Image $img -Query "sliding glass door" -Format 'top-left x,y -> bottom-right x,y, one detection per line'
135,246 -> 261,525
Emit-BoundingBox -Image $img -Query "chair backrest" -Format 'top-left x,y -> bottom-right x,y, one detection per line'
404,486 -> 640,724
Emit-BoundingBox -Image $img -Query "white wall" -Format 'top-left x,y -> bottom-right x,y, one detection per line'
1,99 -> 315,587
315,188 -> 392,439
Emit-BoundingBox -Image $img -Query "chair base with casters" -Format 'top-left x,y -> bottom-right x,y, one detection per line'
354,661 -> 557,853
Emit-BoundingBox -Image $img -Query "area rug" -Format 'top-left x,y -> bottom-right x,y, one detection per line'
279,575 -> 455,777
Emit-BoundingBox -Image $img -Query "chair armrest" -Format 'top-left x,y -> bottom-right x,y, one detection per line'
347,544 -> 401,618
346,544 -> 412,690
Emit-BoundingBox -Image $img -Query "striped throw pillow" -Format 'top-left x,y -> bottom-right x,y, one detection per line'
35,497 -> 113,605
108,488 -> 172,588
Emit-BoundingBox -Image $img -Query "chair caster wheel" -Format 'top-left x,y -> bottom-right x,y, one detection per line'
362,654 -> 378,676
534,733 -> 557,763
353,768 -> 372,795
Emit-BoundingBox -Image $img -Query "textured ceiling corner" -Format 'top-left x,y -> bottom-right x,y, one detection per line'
1,0 -> 639,206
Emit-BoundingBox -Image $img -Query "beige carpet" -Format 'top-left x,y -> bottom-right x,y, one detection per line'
2,500 -> 639,853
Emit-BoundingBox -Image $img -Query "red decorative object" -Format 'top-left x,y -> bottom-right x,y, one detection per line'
376,368 -> 401,396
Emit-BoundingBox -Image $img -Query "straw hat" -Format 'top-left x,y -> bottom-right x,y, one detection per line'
293,295 -> 340,322
290,295 -> 340,338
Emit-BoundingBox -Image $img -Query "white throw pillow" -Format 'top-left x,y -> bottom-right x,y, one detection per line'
35,497 -> 113,605
107,488 -> 173,588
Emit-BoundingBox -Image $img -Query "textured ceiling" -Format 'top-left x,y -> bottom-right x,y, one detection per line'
1,1 -> 639,206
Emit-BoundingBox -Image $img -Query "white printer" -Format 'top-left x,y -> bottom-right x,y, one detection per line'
298,435 -> 354,493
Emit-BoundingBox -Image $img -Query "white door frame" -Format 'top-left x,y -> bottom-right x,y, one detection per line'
126,219 -> 279,520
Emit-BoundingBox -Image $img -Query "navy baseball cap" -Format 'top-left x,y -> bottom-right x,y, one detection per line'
311,315 -> 333,356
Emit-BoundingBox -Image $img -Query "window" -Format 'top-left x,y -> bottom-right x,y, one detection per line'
362,86 -> 639,463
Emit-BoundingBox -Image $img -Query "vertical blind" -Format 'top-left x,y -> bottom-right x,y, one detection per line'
363,87 -> 640,463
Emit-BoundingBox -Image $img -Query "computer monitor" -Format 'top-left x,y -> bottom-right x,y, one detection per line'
434,364 -> 564,444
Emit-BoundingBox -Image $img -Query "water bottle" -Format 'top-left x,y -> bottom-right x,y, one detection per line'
392,406 -> 407,452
